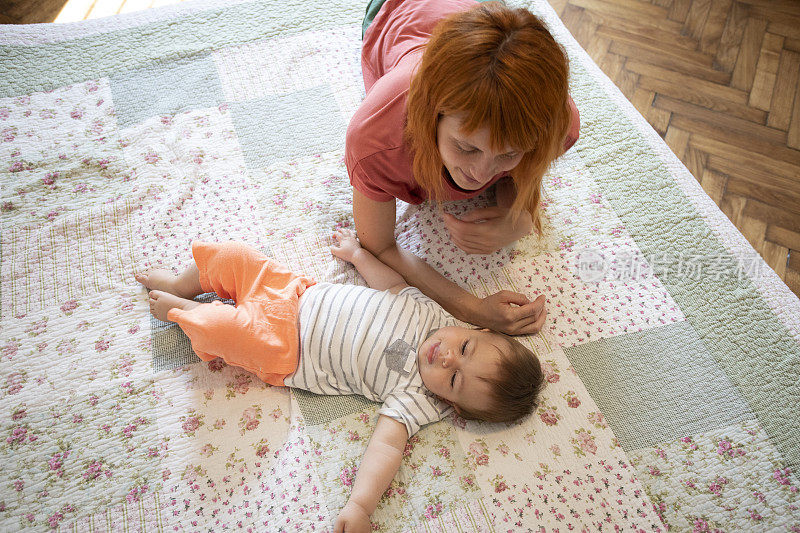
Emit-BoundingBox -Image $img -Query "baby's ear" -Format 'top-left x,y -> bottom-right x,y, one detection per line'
441,398 -> 458,412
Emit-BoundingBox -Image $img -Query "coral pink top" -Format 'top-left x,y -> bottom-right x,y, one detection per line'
345,0 -> 580,204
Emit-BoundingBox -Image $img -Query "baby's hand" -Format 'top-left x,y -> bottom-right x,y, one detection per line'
333,500 -> 371,533
330,228 -> 362,263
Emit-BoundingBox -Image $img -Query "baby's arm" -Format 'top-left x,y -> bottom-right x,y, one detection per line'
334,415 -> 408,533
331,228 -> 408,293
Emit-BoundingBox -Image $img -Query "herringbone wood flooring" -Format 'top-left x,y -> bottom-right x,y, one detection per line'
3,0 -> 800,297
548,0 -> 800,297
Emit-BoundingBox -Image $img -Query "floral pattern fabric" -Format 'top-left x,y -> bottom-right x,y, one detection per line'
2,1 -> 799,531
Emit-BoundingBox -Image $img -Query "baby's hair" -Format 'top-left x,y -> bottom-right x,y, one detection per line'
456,331 -> 544,423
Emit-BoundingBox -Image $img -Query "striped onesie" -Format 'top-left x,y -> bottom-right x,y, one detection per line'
284,283 -> 455,436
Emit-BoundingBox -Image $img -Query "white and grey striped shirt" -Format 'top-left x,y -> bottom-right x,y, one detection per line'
284,283 -> 455,436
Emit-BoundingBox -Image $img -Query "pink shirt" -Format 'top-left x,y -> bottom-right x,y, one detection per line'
346,0 -> 580,204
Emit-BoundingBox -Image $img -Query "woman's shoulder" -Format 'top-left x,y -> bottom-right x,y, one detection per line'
345,57 -> 426,204
346,55 -> 417,164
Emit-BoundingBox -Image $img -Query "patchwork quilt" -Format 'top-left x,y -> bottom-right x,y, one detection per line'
1,0 -> 799,531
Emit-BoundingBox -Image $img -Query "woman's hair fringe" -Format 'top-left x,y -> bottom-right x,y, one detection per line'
404,1 -> 572,232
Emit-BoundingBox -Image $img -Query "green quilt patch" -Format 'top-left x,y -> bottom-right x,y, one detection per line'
564,321 -> 752,451
570,59 -> 800,470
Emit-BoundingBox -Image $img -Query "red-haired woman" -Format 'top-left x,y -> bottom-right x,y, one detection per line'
345,0 -> 579,336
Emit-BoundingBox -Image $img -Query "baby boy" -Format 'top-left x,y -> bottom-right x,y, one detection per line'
136,229 -> 544,532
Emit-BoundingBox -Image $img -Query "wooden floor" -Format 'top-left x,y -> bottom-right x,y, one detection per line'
0,0 -> 187,24
3,0 -> 800,297
548,0 -> 800,297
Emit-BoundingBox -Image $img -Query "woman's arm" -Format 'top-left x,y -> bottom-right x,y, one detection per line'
333,415 -> 408,533
353,189 -> 547,334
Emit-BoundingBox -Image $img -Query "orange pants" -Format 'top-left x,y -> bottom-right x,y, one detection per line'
167,241 -> 315,386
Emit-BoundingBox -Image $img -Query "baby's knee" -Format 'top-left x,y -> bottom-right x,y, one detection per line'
213,241 -> 266,267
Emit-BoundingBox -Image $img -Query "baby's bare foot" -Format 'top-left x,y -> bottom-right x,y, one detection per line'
148,290 -> 200,322
137,265 -> 202,299
136,269 -> 179,292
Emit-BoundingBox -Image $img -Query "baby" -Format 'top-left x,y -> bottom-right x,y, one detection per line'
136,229 -> 544,532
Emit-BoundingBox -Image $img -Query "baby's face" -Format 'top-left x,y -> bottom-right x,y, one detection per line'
417,326 -> 504,415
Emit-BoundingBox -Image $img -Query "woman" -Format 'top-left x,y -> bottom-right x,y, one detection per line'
345,0 -> 579,335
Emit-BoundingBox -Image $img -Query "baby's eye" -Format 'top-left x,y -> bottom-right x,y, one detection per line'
461,340 -> 467,354
450,372 -> 457,388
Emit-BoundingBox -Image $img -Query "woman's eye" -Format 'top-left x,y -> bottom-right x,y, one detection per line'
457,145 -> 477,154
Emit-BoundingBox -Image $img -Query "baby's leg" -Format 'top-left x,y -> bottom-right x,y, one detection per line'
136,264 -> 203,299
147,290 -> 200,322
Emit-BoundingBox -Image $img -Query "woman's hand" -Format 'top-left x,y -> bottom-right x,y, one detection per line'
443,206 -> 533,255
478,292 -> 547,335
333,501 -> 371,533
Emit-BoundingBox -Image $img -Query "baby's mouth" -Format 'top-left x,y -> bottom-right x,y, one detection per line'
428,342 -> 440,365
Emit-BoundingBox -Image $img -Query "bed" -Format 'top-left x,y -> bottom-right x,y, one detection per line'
1,0 -> 799,530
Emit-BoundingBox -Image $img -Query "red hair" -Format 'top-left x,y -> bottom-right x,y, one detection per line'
405,2 -> 571,232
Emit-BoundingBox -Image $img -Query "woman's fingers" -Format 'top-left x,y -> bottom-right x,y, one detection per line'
527,294 -> 546,315
512,306 -> 548,335
450,234 -> 476,253
444,213 -> 486,238
485,292 -> 547,334
457,207 -> 504,223
446,219 -> 489,241
445,218 -> 510,254
497,290 -> 533,307
499,304 -> 547,335
504,295 -> 544,321
451,234 -> 500,255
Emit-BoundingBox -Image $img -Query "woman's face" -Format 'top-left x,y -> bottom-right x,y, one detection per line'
436,114 -> 524,190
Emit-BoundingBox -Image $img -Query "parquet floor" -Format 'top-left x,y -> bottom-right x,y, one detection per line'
3,0 -> 800,297
548,0 -> 800,296
0,0 -> 186,24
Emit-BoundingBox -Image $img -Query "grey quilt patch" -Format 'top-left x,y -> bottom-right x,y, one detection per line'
110,53 -> 225,128
292,389 -> 379,426
565,321 -> 753,452
229,85 -> 346,170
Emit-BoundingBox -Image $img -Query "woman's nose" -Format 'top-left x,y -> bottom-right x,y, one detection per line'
471,157 -> 494,182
